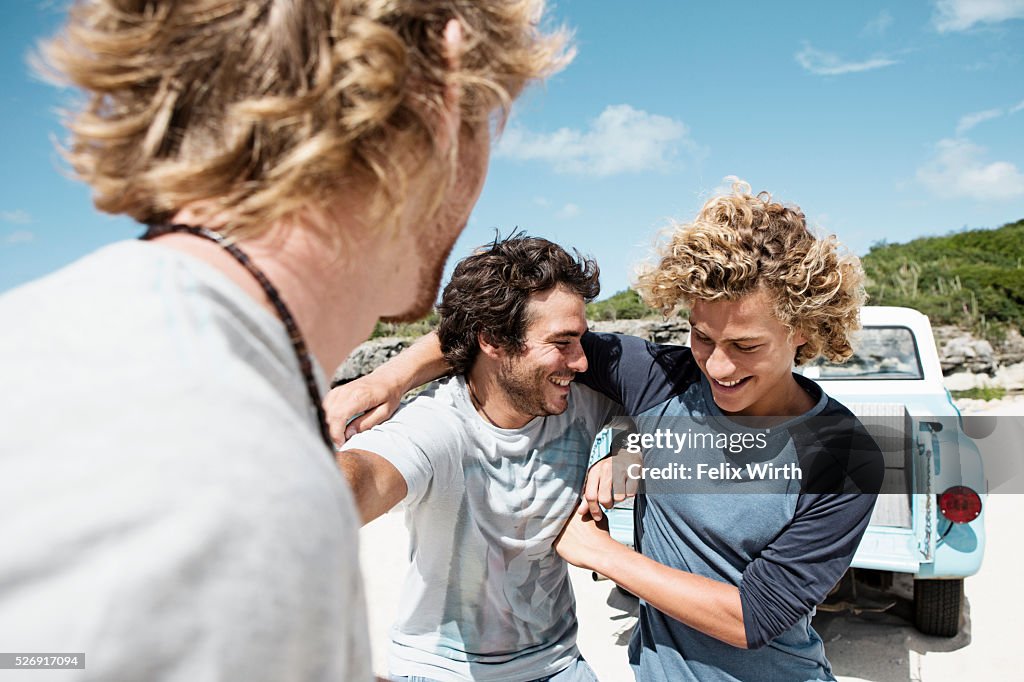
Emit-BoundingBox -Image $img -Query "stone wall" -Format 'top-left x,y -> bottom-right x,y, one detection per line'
332,318 -> 1024,392
332,337 -> 411,385
331,317 -> 690,386
935,325 -> 1024,392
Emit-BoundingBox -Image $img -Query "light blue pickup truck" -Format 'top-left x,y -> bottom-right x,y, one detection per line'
589,306 -> 986,637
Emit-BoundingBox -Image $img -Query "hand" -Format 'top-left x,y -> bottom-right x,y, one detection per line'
325,332 -> 451,446
582,449 -> 641,521
555,501 -> 617,570
323,373 -> 403,446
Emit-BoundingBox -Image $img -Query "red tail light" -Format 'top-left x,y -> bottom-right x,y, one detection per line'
938,486 -> 982,524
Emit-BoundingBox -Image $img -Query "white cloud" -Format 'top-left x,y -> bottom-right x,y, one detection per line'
556,203 -> 580,219
497,104 -> 694,177
4,230 -> 35,244
956,108 -> 1005,134
950,98 -> 1024,134
933,0 -> 1024,32
862,9 -> 894,36
1,209 -> 32,224
532,197 -> 551,208
795,44 -> 898,76
917,138 -> 1024,200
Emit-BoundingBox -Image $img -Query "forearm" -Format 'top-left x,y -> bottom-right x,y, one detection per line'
336,450 -> 407,525
326,332 -> 451,443
376,332 -> 450,394
593,542 -> 748,648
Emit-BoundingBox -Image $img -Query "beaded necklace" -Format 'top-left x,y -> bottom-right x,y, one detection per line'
142,224 -> 334,454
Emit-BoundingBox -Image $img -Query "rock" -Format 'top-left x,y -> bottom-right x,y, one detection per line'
330,317 -> 691,385
935,324 -> 1024,375
940,335 -> 996,376
943,372 -> 994,392
995,327 -> 1024,365
330,318 -> 1022,388
587,318 -> 651,339
332,336 -> 410,385
994,362 -> 1024,392
942,362 -> 1024,393
953,397 -> 993,415
589,317 -> 690,346
954,394 -> 1024,415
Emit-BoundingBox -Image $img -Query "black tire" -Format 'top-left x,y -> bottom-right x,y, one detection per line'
913,578 -> 963,637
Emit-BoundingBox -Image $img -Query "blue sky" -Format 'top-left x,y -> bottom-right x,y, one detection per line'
2,0 -> 1023,297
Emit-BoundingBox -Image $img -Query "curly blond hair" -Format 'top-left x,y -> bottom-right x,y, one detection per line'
635,181 -> 866,364
39,0 -> 570,238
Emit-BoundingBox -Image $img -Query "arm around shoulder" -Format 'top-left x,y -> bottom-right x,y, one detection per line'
324,332 -> 450,444
579,331 -> 693,414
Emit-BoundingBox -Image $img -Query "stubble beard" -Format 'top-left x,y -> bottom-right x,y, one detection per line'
378,225 -> 459,324
383,125 -> 487,324
497,354 -> 566,419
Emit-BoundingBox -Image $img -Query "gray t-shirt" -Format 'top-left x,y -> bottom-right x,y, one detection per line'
0,241 -> 371,682
343,376 -> 616,682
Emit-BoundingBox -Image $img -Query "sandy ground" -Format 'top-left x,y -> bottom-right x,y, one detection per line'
359,397 -> 1024,681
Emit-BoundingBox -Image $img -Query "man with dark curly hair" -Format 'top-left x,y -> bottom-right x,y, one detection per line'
0,2 -> 569,680
336,235 -> 618,681
329,182 -> 884,681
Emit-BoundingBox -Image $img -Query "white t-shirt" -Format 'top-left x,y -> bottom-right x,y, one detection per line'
342,376 -> 616,682
0,241 -> 371,682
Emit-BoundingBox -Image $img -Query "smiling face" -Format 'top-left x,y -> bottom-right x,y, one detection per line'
495,286 -> 589,421
689,288 -> 812,418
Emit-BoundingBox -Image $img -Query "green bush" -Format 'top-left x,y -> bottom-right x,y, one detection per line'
367,288 -> 665,340
585,289 -> 661,321
950,387 -> 1007,401
862,218 -> 1024,341
370,311 -> 439,339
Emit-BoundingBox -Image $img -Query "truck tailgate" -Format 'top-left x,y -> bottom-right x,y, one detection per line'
847,402 -> 933,572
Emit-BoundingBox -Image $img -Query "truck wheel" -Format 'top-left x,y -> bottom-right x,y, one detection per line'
914,578 -> 963,637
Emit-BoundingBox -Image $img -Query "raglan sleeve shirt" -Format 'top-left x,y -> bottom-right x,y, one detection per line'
739,415 -> 883,649
578,331 -> 696,415
577,331 -> 884,650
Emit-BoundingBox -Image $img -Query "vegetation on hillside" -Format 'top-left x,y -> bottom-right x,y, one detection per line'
367,218 -> 1023,341
370,312 -> 438,339
861,218 -> 1024,340
585,289 -> 661,320
369,289 -> 663,339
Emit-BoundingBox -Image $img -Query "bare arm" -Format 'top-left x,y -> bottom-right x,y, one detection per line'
580,430 -> 641,521
325,332 -> 450,445
336,449 -> 408,525
555,506 -> 747,648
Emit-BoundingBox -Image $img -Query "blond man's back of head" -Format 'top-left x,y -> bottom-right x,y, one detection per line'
40,0 -> 571,239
